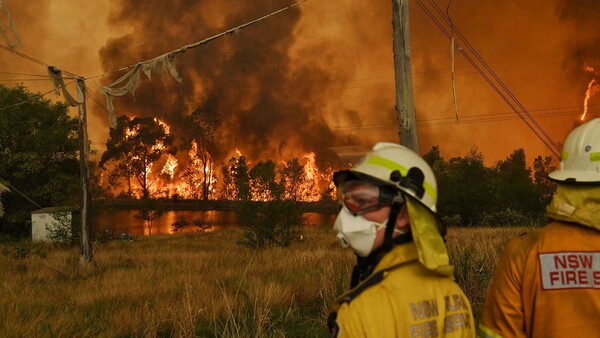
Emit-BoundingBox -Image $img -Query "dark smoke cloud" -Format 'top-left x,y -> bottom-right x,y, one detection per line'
4,0 -> 599,169
556,0 -> 600,73
98,0 -> 350,168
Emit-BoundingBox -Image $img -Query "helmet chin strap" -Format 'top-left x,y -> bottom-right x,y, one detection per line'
382,199 -> 403,251
349,196 -> 411,288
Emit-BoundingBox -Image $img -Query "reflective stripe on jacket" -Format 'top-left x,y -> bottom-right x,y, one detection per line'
478,221 -> 600,338
332,242 -> 475,337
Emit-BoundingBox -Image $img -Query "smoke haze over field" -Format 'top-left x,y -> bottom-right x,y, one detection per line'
2,0 -> 600,167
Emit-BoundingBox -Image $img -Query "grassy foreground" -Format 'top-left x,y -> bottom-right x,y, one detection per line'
0,225 -> 529,337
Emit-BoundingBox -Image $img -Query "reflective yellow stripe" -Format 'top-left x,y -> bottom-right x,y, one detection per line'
590,152 -> 600,162
477,324 -> 504,338
366,156 -> 437,202
562,150 -> 569,161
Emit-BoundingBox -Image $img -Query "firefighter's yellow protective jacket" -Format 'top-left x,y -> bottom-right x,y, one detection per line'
479,185 -> 600,338
331,242 -> 475,337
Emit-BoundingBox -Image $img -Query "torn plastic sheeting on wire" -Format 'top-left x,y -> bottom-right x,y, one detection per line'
47,66 -> 84,107
98,53 -> 182,128
95,0 -> 307,129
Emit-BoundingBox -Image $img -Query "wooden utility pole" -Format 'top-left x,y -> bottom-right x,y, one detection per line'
77,78 -> 93,264
47,67 -> 93,263
392,0 -> 419,153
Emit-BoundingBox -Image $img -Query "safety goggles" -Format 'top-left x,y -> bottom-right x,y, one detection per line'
338,181 -> 396,215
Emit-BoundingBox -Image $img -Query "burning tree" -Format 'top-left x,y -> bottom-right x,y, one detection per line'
182,108 -> 221,200
280,157 -> 319,202
225,155 -> 251,201
100,116 -> 173,199
248,160 -> 282,201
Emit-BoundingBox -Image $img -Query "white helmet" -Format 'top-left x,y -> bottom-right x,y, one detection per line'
549,118 -> 600,183
333,142 -> 438,213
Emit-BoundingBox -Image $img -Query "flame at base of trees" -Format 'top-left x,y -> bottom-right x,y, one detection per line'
98,116 -> 338,201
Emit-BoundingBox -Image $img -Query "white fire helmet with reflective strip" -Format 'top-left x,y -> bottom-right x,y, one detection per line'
549,118 -> 600,183
334,142 -> 438,214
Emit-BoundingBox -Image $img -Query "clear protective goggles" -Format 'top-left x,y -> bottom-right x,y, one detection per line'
338,180 -> 396,215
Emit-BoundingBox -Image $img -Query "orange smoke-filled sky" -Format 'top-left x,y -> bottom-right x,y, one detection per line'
1,0 -> 599,167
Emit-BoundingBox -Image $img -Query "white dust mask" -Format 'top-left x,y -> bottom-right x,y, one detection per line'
333,207 -> 387,257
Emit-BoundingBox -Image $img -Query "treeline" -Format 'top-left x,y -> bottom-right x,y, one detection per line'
0,84 -> 557,237
423,146 -> 556,226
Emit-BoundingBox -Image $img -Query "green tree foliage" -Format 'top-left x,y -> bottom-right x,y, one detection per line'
229,159 -> 306,249
0,84 -> 79,235
422,145 -> 443,168
441,148 -> 492,225
236,200 -> 305,249
423,146 -> 554,227
491,148 -> 539,212
46,211 -> 79,245
99,116 -> 172,199
532,155 -> 557,206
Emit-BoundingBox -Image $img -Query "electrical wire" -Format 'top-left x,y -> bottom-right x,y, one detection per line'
0,71 -> 47,77
0,44 -> 48,68
85,88 -> 110,112
428,0 -> 561,151
0,43 -> 79,78
422,0 -> 562,153
0,78 -> 54,82
414,0 -> 561,158
0,85 -> 68,112
334,104 -> 598,131
84,0 -> 309,82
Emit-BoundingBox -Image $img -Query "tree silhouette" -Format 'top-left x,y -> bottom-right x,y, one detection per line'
492,148 -> 538,213
249,160 -> 282,201
100,116 -> 172,199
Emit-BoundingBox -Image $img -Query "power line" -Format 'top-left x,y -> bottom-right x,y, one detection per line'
0,71 -> 47,77
0,44 -> 49,68
85,88 -> 109,112
422,0 -> 562,153
0,78 -> 53,82
426,0 -> 561,151
0,84 -> 73,112
334,105 -> 598,131
85,0 -> 309,82
414,0 -> 561,158
0,43 -> 79,78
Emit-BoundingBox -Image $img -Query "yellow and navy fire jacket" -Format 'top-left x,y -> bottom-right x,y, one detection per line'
330,242 -> 475,337
479,185 -> 600,338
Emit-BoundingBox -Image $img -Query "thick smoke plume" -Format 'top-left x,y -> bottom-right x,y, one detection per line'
3,0 -> 600,167
98,0 -> 354,168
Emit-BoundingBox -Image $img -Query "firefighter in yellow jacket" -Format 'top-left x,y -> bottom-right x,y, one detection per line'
328,142 -> 475,337
478,118 -> 600,338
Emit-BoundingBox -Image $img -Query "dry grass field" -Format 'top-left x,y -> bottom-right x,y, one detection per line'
0,225 -> 531,337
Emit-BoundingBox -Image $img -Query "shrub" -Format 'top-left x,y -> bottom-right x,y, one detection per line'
478,209 -> 528,227
235,201 -> 305,249
441,214 -> 461,226
171,216 -> 190,232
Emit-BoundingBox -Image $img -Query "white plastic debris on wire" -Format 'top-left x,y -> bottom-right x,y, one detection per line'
99,53 -> 182,128
96,0 -> 307,129
47,66 -> 84,107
